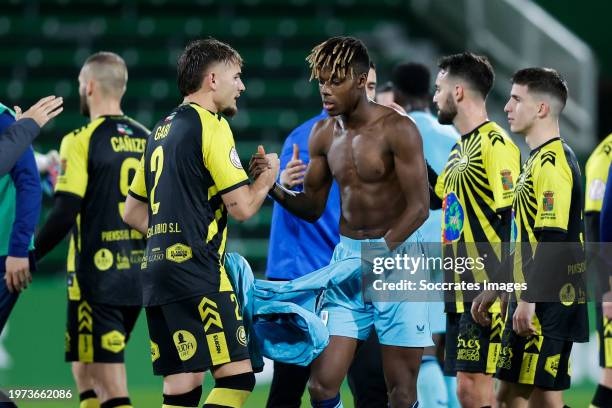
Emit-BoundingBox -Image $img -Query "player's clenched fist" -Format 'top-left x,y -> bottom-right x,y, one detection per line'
249,145 -> 279,186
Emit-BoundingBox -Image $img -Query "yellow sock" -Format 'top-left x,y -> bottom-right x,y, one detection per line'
79,390 -> 100,408
203,387 -> 251,408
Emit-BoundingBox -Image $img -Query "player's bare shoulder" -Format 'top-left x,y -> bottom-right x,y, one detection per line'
378,105 -> 421,148
309,116 -> 335,155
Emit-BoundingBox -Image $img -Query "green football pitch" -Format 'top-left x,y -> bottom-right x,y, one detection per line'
1,277 -> 599,407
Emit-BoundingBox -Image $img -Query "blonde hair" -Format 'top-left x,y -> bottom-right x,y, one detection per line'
83,51 -> 128,98
306,36 -> 370,82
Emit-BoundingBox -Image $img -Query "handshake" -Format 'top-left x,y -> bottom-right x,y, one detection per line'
249,143 -> 307,189
248,145 -> 280,188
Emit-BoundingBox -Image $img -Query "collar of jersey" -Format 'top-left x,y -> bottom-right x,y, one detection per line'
185,102 -> 219,119
461,120 -> 490,138
529,136 -> 562,157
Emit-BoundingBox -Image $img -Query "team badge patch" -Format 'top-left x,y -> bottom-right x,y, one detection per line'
501,169 -> 514,191
101,330 -> 126,353
116,123 -> 133,136
150,340 -> 160,362
236,326 -> 247,347
542,191 -> 554,211
229,147 -> 243,169
94,248 -> 114,271
60,159 -> 67,176
589,179 -> 606,201
173,330 -> 198,361
166,243 -> 192,263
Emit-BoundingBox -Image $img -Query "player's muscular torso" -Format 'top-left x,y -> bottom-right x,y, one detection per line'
320,110 -> 409,239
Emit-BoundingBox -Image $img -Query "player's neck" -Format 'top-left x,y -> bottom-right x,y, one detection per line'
340,96 -> 372,129
89,100 -> 123,121
525,120 -> 560,150
183,93 -> 217,113
454,102 -> 488,135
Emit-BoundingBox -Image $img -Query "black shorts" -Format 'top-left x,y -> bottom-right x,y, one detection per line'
146,291 -> 250,376
65,298 -> 140,363
596,303 -> 612,368
444,311 -> 503,376
495,323 -> 573,391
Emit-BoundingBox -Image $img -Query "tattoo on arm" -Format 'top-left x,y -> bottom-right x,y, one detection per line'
226,202 -> 238,208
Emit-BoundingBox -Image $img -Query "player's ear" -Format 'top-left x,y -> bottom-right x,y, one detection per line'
356,71 -> 367,89
537,101 -> 549,118
204,72 -> 216,91
86,79 -> 95,97
454,83 -> 464,103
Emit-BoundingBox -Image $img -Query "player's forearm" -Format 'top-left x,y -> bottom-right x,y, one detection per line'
269,183 -> 323,222
384,203 -> 429,250
123,195 -> 148,235
236,176 -> 272,221
585,212 -> 600,242
426,162 -> 442,210
34,193 -> 81,260
0,119 -> 40,176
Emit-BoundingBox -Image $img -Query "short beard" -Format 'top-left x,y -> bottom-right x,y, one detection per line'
79,93 -> 90,117
222,106 -> 237,117
437,95 -> 457,125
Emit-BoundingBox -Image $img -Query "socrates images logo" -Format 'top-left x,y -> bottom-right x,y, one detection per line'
166,243 -> 193,263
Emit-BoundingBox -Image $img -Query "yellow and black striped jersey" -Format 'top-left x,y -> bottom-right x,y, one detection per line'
55,115 -> 149,306
129,103 -> 249,306
585,133 -> 612,214
435,121 -> 520,313
511,137 -> 588,342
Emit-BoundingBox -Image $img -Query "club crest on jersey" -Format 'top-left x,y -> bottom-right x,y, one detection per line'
457,154 -> 469,172
116,123 -> 133,136
229,147 -> 243,169
500,169 -> 514,191
542,191 -> 554,211
60,159 -> 67,176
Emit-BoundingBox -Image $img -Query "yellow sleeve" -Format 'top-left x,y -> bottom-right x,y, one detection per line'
203,119 -> 249,194
434,168 -> 445,200
128,155 -> 148,201
483,132 -> 520,212
584,153 -> 610,213
534,154 -> 572,232
55,131 -> 88,198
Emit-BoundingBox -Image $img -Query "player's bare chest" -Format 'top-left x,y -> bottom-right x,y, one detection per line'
326,129 -> 391,183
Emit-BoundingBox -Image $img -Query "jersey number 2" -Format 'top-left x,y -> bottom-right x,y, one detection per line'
150,146 -> 164,215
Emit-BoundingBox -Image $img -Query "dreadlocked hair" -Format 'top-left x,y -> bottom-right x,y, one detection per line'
306,36 -> 370,81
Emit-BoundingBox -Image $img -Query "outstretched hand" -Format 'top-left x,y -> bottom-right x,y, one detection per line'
15,95 -> 64,127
